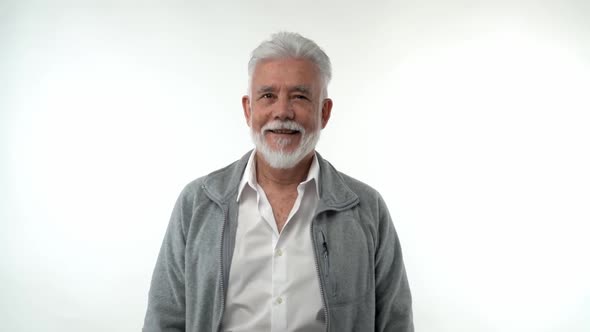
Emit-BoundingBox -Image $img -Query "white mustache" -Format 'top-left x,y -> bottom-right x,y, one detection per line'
261,120 -> 305,133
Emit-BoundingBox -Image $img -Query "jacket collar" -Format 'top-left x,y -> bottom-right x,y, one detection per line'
201,150 -> 359,211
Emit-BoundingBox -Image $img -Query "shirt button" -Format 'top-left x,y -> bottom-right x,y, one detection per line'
276,249 -> 283,257
276,297 -> 283,305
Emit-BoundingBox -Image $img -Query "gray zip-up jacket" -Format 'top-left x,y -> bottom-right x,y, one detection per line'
143,151 -> 413,331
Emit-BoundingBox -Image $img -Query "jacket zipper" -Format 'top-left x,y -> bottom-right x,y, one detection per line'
311,222 -> 330,332
321,230 -> 329,275
311,199 -> 359,332
216,205 -> 228,332
320,230 -> 334,295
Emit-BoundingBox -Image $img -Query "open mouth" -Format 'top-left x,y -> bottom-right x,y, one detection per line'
267,129 -> 300,135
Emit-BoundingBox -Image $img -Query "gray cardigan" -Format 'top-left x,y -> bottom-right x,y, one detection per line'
143,151 -> 413,331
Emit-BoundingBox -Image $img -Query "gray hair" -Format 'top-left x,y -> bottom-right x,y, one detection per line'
248,32 -> 332,98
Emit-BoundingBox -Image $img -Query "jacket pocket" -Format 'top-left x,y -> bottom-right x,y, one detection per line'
320,229 -> 338,297
318,217 -> 373,307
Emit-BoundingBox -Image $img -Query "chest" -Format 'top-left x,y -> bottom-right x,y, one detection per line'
222,194 -> 324,331
266,191 -> 298,231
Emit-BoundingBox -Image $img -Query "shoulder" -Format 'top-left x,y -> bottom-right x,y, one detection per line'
338,171 -> 383,202
337,170 -> 391,228
176,176 -> 206,204
178,151 -> 251,204
318,154 -> 384,206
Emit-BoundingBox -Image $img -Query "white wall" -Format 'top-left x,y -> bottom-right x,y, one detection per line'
1,1 -> 589,331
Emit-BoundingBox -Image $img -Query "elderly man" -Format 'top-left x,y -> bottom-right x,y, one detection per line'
143,32 -> 413,332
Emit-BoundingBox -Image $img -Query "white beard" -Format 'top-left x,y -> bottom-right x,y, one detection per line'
250,119 -> 321,169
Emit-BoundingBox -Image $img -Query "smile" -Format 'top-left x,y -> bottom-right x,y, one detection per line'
267,129 -> 300,135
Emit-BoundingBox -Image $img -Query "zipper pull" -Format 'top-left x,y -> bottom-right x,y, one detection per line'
320,229 -> 335,295
321,230 -> 329,256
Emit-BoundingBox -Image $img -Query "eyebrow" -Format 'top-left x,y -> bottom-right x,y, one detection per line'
291,85 -> 311,95
256,85 -> 276,94
255,85 -> 312,95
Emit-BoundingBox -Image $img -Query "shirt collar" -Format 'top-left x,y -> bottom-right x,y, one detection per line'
236,150 -> 320,202
236,150 -> 257,202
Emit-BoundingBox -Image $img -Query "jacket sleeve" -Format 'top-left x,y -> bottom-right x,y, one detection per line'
143,187 -> 193,332
374,195 -> 414,332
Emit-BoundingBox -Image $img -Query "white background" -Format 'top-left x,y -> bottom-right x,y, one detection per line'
1,1 -> 589,331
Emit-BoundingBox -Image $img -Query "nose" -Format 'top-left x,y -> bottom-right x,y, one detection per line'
273,94 -> 294,121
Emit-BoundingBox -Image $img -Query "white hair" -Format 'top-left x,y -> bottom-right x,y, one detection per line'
247,32 -> 332,99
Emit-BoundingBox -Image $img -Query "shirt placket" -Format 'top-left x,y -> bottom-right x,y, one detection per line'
257,186 -> 288,332
271,235 -> 287,332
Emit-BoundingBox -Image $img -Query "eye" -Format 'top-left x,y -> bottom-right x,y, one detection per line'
293,94 -> 309,100
260,93 -> 275,99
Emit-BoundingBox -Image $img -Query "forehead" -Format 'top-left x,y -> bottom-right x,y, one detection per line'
251,58 -> 321,87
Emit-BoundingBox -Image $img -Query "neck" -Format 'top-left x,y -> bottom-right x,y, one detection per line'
255,151 -> 314,190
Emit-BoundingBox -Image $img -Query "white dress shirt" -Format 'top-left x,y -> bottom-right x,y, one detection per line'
221,151 -> 324,332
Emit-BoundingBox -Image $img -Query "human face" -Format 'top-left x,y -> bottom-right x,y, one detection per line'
242,58 -> 332,168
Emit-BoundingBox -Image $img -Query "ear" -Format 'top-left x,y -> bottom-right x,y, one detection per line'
242,95 -> 252,126
320,98 -> 333,129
